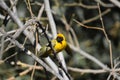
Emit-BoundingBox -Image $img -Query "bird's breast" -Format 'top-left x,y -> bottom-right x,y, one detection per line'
54,41 -> 67,53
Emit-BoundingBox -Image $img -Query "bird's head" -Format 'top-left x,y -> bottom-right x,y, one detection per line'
56,33 -> 65,43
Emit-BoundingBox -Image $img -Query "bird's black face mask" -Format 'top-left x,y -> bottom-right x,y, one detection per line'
56,37 -> 63,43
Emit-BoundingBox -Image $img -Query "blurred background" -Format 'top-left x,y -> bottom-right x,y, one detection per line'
0,0 -> 120,80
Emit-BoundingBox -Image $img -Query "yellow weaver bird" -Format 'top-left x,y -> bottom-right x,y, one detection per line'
38,33 -> 72,58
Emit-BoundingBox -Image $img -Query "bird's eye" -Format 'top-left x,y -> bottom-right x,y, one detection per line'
56,37 -> 63,42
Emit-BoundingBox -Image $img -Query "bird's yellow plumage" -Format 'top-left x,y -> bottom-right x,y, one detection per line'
38,33 -> 72,58
52,33 -> 67,53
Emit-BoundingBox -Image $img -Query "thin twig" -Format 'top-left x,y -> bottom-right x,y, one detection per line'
17,61 -> 43,70
3,52 -> 18,62
61,15 -> 80,48
3,43 -> 15,53
37,4 -> 44,19
68,67 -> 107,74
0,52 -> 17,64
31,1 -> 43,6
82,9 -> 111,24
10,0 -> 18,15
0,29 -> 17,37
68,67 -> 120,74
25,0 -> 34,17
64,3 -> 98,9
7,67 -> 33,80
31,25 -> 39,80
74,19 -> 104,31
97,3 -> 114,71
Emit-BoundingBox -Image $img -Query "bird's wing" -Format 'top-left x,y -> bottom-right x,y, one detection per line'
51,39 -> 56,47
38,45 -> 51,58
65,43 -> 73,56
38,40 -> 56,58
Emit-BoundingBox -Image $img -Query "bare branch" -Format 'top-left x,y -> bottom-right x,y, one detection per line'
110,0 -> 120,8
37,4 -> 44,19
0,29 -> 17,37
69,43 -> 110,71
64,3 -> 98,9
25,0 -> 34,17
68,67 -> 120,74
68,67 -> 107,74
97,3 -> 113,71
44,0 -> 57,37
94,0 -> 114,7
16,61 -> 43,70
74,19 -> 104,31
82,9 -> 111,24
